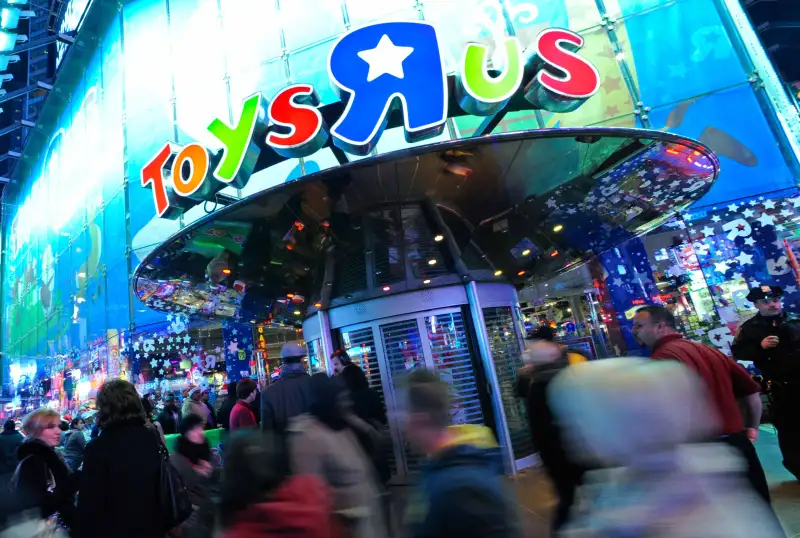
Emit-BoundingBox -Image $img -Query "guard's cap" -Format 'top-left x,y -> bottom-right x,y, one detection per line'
280,342 -> 307,359
746,285 -> 783,302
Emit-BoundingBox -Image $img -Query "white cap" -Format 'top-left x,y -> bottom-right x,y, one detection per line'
280,342 -> 307,359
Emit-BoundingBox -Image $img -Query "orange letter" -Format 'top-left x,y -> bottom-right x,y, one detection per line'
171,143 -> 210,197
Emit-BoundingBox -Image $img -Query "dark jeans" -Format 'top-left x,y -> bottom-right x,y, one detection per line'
772,394 -> 800,479
720,431 -> 772,504
544,460 -> 585,534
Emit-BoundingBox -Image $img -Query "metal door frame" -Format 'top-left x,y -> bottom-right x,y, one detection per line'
339,305 -> 478,481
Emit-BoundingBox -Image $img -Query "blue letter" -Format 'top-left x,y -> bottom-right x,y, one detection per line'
328,21 -> 447,155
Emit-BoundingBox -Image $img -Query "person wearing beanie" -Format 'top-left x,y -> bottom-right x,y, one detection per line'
261,342 -> 314,433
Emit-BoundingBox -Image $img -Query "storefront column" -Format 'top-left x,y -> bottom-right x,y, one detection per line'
318,311 -> 334,376
465,281 -> 516,475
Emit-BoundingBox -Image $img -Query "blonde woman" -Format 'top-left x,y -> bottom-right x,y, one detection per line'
12,408 -> 77,532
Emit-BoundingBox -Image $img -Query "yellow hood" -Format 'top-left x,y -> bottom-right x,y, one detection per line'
438,424 -> 498,452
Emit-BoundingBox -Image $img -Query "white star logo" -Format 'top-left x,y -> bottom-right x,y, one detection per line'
357,35 -> 414,82
713,261 -> 730,274
757,212 -> 775,227
735,251 -> 754,266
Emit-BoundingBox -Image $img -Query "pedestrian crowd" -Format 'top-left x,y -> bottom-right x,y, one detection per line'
0,287 -> 793,537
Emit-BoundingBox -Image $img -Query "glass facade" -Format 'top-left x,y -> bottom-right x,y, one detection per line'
1,0 -> 797,410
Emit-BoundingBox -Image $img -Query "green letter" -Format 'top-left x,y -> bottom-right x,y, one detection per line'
456,37 -> 523,116
207,92 -> 269,188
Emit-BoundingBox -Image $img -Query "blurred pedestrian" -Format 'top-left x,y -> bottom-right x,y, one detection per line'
633,306 -> 771,504
183,387 -> 211,427
288,373 -> 386,538
218,381 -> 238,432
63,418 -> 87,472
77,379 -> 167,538
201,390 -> 217,429
261,343 -> 313,434
142,396 -> 166,444
516,340 -> 585,533
170,414 -> 215,538
158,393 -> 182,435
340,362 -> 390,485
229,378 -> 258,433
550,358 -> 783,538
400,369 -> 522,538
0,419 -> 23,486
219,431 -> 334,537
11,408 -> 77,532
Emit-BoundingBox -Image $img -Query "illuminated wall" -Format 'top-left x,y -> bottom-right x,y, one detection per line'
1,0 -> 796,397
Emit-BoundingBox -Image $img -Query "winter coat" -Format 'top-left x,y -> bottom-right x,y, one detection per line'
63,429 -> 87,472
13,439 -> 78,531
261,370 -> 314,434
218,396 -> 236,432
229,401 -> 257,433
220,475 -> 335,538
561,443 -> 784,538
287,414 -> 386,538
405,425 -> 523,538
348,387 -> 391,484
158,406 -> 182,435
77,418 -> 165,538
733,312 -> 800,384
182,399 -> 211,426
170,452 -> 215,538
0,430 -> 23,475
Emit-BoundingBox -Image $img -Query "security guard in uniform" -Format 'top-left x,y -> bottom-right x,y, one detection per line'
732,284 -> 800,479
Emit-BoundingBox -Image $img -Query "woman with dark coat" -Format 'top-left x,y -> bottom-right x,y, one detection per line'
170,414 -> 215,538
77,379 -> 166,538
12,408 -> 78,532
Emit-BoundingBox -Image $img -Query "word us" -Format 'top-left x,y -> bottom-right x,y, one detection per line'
142,21 -> 600,219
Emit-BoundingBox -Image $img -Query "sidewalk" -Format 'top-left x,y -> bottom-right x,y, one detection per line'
510,426 -> 800,537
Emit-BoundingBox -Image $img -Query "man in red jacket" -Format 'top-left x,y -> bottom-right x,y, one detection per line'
632,305 -> 772,504
229,378 -> 258,433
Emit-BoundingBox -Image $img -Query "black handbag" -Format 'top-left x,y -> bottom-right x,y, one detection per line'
158,442 -> 193,530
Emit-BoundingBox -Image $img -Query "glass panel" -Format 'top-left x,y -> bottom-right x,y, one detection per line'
425,312 -> 484,425
306,339 -> 325,374
280,0 -> 346,52
483,306 -> 534,460
341,326 -> 397,476
380,318 -> 425,472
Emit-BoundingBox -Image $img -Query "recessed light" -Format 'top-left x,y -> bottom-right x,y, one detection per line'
382,286 -> 391,292
293,310 -> 301,316
434,234 -> 444,242
287,293 -> 295,298
553,225 -> 563,232
522,249 -> 531,256
428,259 -> 437,265
423,279 -> 431,284
494,270 -> 503,276
222,268 -> 231,275
314,303 -> 322,308
550,251 -> 559,257
518,270 -> 526,276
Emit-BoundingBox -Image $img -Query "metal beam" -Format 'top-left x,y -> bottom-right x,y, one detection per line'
6,32 -> 72,55
0,123 -> 20,137
0,81 -> 50,104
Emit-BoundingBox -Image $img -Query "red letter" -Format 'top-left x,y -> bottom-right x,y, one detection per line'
535,28 -> 600,99
266,84 -> 329,158
141,143 -> 174,218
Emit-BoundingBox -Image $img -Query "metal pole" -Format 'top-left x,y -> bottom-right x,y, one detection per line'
318,310 -> 335,376
466,281 -> 516,475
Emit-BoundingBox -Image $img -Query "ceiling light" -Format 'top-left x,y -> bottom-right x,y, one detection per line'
553,225 -> 563,232
434,234 -> 444,242
314,303 -> 322,308
423,279 -> 431,284
382,286 -> 391,292
522,249 -> 531,256
293,310 -> 301,316
494,270 -> 503,276
221,268 -> 231,275
550,251 -> 559,257
518,270 -> 526,276
428,259 -> 437,265
287,293 -> 295,298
